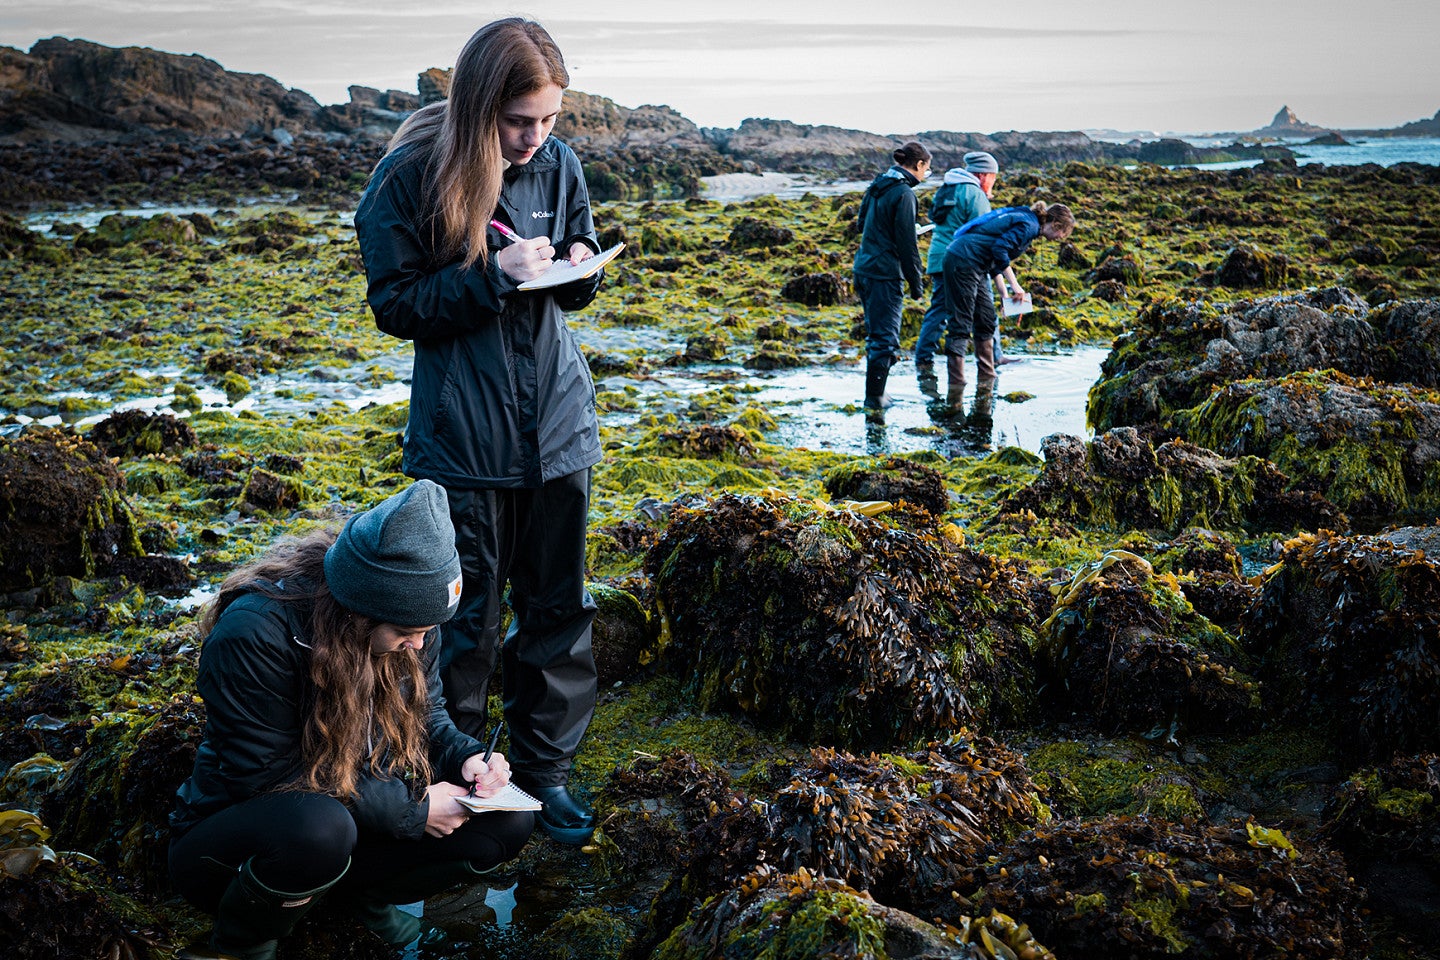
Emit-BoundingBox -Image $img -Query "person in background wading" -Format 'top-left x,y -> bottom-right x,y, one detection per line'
852,140 -> 931,413
354,18 -> 602,846
169,480 -> 533,960
941,200 -> 1076,396
915,151 -> 998,384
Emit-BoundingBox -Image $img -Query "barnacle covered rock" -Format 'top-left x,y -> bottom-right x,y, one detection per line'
1323,753 -> 1440,938
653,869 -> 982,960
1087,287 -> 1374,435
0,427 -> 144,593
964,814 -> 1368,959
1373,298 -> 1440,387
1241,528 -> 1440,760
1175,370 -> 1440,519
644,494 -> 1045,747
1037,550 -> 1260,735
823,455 -> 950,519
1000,429 -> 1343,536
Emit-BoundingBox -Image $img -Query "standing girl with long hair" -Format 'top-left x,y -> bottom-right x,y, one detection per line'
354,18 -> 604,846
169,481 -> 533,959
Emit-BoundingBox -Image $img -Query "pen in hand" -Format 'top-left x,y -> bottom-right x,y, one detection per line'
471,723 -> 503,796
489,218 -> 522,245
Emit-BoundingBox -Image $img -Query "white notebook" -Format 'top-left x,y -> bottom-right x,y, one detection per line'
455,783 -> 543,813
517,242 -> 625,290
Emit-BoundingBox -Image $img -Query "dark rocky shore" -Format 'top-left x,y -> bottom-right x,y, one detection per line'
3,35 -> 1440,960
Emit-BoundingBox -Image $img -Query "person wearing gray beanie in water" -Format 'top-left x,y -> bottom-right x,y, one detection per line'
170,479 -> 533,960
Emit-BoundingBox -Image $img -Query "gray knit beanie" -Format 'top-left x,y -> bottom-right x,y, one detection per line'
964,151 -> 999,174
324,479 -> 462,626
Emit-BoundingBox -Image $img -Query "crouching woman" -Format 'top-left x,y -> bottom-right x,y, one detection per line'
169,479 -> 533,959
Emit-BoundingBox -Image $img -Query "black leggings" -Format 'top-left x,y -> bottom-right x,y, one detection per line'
169,791 -> 533,913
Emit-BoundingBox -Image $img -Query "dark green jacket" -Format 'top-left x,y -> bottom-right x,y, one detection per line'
171,584 -> 483,839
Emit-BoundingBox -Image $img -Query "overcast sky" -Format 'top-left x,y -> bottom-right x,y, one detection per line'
3,0 -> 1437,135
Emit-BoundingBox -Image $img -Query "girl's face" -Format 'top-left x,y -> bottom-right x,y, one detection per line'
498,83 -> 564,165
370,624 -> 434,655
1041,222 -> 1073,242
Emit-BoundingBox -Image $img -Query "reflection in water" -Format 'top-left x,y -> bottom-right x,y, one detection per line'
757,346 -> 1107,458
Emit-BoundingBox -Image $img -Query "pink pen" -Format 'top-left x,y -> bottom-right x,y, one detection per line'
489,218 -> 522,244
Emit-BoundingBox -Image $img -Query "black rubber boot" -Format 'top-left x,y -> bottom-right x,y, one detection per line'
863,356 -> 893,411
345,860 -> 501,946
183,858 -> 345,960
529,783 -> 596,846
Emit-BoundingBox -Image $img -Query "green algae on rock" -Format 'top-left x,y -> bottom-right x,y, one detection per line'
644,493 -> 1045,747
0,427 -> 145,593
1241,526 -> 1440,761
1037,550 -> 1260,736
964,814 -> 1369,959
999,428 -> 1345,536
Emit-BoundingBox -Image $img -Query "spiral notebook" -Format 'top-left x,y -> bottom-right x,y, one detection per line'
455,783 -> 543,813
517,242 -> 625,290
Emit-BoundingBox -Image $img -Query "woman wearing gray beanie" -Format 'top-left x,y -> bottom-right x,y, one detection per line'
169,479 -> 532,960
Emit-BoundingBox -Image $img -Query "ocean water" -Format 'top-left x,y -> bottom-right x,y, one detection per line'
1169,136 -> 1440,171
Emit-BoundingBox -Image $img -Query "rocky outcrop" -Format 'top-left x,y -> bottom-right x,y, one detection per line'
1255,104 -> 1331,136
0,38 -> 320,141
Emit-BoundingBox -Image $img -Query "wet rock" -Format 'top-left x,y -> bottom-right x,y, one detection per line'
1088,288 -> 1378,435
0,427 -> 144,592
1323,753 -> 1440,942
780,271 -> 849,307
1241,529 -> 1440,761
681,332 -> 730,363
643,494 -> 1045,746
653,871 -> 994,960
1215,242 -> 1289,288
1373,298 -> 1440,387
86,410 -> 196,458
965,814 -> 1369,959
1055,240 -> 1091,270
727,216 -> 794,249
74,212 -> 198,252
1178,371 -> 1440,519
590,583 -> 652,688
237,467 -> 304,513
1091,255 -> 1143,286
1149,527 -> 1242,576
652,425 -> 756,460
1089,278 -> 1126,302
1000,429 -> 1344,535
741,342 -> 804,370
822,455 -> 949,517
1038,551 -> 1260,735
1339,241 -> 1390,266
46,694 -> 204,896
109,554 -> 193,594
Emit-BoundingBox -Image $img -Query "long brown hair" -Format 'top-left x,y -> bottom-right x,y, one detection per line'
202,529 -> 433,801
385,18 -> 570,269
1031,200 -> 1076,238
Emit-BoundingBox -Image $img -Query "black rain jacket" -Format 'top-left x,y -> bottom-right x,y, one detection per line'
355,137 -> 603,489
851,165 -> 923,297
170,584 -> 485,839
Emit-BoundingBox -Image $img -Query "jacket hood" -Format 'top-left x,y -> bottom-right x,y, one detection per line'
944,167 -> 981,187
868,165 -> 917,195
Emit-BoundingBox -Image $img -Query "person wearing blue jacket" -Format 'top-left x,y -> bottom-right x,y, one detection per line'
852,140 -> 931,411
916,151 -> 997,369
942,200 -> 1075,390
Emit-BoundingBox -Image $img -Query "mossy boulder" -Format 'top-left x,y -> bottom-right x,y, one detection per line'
1038,551 -> 1260,735
727,216 -> 794,250
1087,287 -> 1375,436
682,332 -> 731,363
822,455 -> 950,517
963,815 -> 1368,959
780,271 -> 849,307
0,427 -> 144,593
1373,298 -> 1440,387
1025,738 -> 1208,821
1241,528 -> 1440,761
1323,753 -> 1440,940
237,467 -> 304,513
644,494 -> 1044,747
590,583 -> 651,688
74,212 -> 198,252
1214,242 -> 1290,288
1175,370 -> 1440,519
86,410 -> 197,458
999,429 -> 1344,535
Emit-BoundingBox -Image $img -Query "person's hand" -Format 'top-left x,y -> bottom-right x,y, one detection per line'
909,282 -> 923,300
496,235 -> 555,282
461,751 -> 511,798
423,782 -> 473,837
568,242 -> 594,264
1012,287 -> 1028,301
